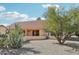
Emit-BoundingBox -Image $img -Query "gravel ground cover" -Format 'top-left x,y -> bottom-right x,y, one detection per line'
0,40 -> 79,55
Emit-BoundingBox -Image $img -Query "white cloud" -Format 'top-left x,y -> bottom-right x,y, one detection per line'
41,17 -> 45,20
42,4 -> 60,10
29,17 -> 37,20
42,4 -> 52,8
0,11 -> 44,23
54,5 -> 60,9
0,11 -> 46,26
0,12 -> 19,19
20,14 -> 28,18
29,17 -> 46,20
0,11 -> 29,21
16,18 -> 28,22
15,13 -> 29,22
0,6 -> 6,12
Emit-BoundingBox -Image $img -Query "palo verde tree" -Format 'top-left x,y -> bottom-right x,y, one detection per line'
68,7 -> 79,37
44,6 -> 79,44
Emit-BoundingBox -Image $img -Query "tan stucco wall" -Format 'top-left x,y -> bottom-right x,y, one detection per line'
39,30 -> 47,36
0,26 -> 7,34
24,29 -> 47,36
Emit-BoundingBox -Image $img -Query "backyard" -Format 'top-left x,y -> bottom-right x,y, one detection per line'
0,39 -> 79,55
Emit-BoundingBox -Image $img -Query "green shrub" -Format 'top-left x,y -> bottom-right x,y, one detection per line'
0,24 -> 23,49
75,31 -> 79,37
0,39 -> 5,48
0,36 -> 8,48
8,24 -> 23,49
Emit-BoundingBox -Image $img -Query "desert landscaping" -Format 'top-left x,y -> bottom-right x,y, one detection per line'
0,39 -> 79,55
0,3 -> 79,55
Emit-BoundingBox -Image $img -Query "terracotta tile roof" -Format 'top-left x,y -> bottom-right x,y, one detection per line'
8,20 -> 46,30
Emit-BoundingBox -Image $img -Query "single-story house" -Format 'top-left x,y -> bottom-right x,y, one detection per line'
8,20 -> 49,36
7,20 -> 53,40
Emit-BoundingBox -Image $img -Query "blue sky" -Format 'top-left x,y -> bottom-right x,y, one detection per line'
0,3 -> 78,26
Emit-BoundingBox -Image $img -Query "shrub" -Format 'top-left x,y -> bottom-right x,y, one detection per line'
0,24 -> 23,49
8,24 -> 23,49
75,31 -> 79,37
0,38 -> 5,48
0,35 -> 8,48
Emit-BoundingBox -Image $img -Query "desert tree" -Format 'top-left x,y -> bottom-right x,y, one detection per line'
44,6 -> 79,44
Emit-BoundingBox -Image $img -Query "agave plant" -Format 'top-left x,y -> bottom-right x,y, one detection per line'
8,24 -> 23,49
0,34 -> 8,48
0,38 -> 5,48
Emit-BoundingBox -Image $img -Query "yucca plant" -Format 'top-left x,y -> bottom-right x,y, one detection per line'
8,24 -> 23,48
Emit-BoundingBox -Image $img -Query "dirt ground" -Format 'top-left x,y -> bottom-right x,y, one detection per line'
0,40 -> 79,55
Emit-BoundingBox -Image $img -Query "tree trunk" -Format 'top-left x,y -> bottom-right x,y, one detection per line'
57,38 -> 65,44
56,35 -> 70,44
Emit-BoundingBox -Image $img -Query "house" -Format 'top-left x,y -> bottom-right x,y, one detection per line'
0,25 -> 7,34
7,20 -> 53,40
8,20 -> 48,36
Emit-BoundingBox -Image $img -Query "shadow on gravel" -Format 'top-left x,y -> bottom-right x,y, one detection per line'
52,41 -> 79,53
62,42 -> 79,53
23,40 -> 30,44
0,48 -> 40,55
64,42 -> 79,50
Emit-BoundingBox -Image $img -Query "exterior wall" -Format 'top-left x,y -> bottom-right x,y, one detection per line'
39,30 -> 48,36
24,29 -> 47,36
27,30 -> 32,36
0,26 -> 7,34
8,20 -> 49,37
24,29 -> 27,36
24,29 -> 32,36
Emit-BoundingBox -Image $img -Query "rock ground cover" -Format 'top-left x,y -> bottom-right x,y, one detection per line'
0,40 -> 79,55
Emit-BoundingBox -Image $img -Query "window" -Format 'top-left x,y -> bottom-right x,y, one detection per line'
23,30 -> 25,36
32,30 -> 39,36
